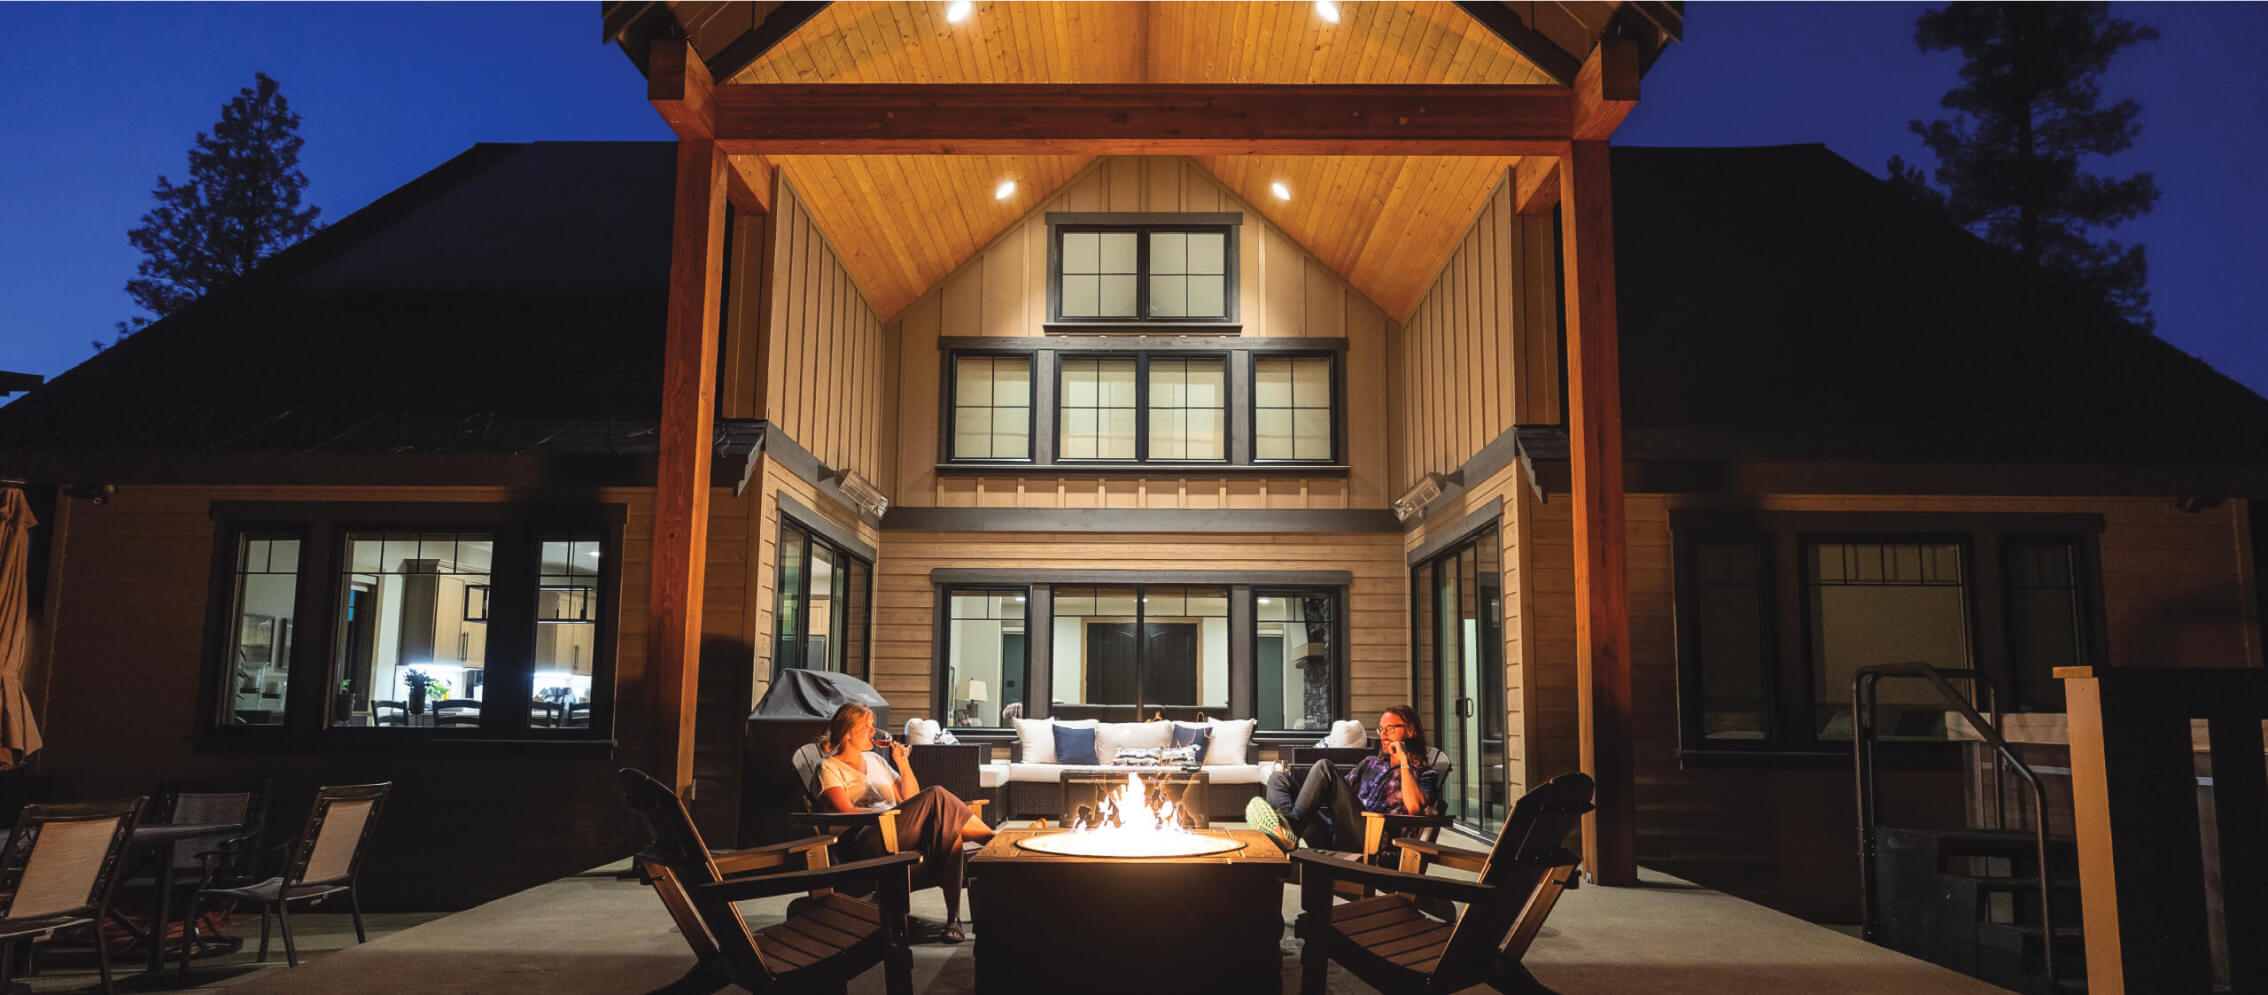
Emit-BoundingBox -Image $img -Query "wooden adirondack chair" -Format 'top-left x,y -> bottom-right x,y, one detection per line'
786,743 -> 985,909
1292,771 -> 1594,995
618,768 -> 919,995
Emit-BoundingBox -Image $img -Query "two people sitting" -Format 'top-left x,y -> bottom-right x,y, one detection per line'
812,702 -> 995,943
1245,705 -> 1443,853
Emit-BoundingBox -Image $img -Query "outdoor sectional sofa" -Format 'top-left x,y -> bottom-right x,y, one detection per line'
911,717 -> 1277,823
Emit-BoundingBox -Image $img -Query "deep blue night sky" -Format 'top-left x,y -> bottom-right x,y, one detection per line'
4,3 -> 2262,398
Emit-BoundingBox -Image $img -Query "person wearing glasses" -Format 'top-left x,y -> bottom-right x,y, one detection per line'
814,702 -> 994,942
1245,705 -> 1441,852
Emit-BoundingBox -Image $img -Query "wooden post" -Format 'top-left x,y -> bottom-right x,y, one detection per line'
2062,667 -> 2215,993
647,41 -> 727,794
1557,115 -> 1636,889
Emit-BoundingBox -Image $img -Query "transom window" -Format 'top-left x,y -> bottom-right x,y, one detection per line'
1050,218 -> 1238,326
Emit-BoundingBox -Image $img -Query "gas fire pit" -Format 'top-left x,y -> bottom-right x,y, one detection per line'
970,774 -> 1289,991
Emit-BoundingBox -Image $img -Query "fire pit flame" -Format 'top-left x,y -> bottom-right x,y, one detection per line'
1016,771 -> 1245,859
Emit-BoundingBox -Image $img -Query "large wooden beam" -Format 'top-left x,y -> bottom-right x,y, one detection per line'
1572,40 -> 1640,141
1512,156 -> 1559,216
706,83 -> 1576,155
646,43 -> 730,790
1559,139 -> 1635,887
648,39 -> 714,140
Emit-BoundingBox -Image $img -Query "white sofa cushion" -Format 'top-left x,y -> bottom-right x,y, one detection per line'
979,763 -> 1009,789
1204,717 -> 1257,767
1005,761 -> 1277,786
1093,721 -> 1173,764
1012,717 -> 1097,764
1319,718 -> 1366,748
903,717 -> 957,746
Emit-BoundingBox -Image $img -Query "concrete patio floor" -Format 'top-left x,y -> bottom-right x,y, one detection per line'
22,827 -> 2010,994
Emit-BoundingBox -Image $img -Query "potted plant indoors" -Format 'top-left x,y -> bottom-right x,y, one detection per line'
403,669 -> 441,716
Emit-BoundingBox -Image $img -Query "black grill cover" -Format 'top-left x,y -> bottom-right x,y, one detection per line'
741,670 -> 890,846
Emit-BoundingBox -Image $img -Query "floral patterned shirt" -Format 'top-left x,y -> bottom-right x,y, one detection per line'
1347,752 -> 1441,816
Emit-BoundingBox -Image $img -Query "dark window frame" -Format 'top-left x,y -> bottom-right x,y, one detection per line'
1249,352 -> 1343,465
935,585 -> 1034,732
1252,586 -> 1348,735
944,351 -> 1037,464
1052,350 -> 1232,466
1048,583 -> 1232,712
1669,509 -> 2108,764
1046,218 -> 1241,330
198,502 -> 625,748
771,513 -> 875,681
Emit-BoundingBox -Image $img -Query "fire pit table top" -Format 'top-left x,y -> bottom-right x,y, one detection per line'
975,827 -> 1287,866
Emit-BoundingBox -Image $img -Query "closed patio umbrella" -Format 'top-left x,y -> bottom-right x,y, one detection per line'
0,488 -> 42,768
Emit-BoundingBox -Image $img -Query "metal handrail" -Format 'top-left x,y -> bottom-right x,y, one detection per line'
1853,663 -> 2058,994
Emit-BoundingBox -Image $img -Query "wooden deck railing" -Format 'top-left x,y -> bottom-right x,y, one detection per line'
2059,666 -> 2266,994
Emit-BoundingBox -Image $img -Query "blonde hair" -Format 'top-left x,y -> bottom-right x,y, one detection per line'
820,702 -> 873,756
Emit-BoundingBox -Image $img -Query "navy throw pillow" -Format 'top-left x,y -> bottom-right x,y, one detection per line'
1170,722 -> 1212,763
1054,724 -> 1100,765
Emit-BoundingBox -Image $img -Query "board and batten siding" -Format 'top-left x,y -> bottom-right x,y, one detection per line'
869,531 -> 1410,723
1517,492 -> 2260,919
761,175 -> 899,499
1388,177 -> 1559,496
890,156 -> 1393,511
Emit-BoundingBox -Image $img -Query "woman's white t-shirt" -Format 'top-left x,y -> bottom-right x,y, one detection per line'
817,752 -> 902,810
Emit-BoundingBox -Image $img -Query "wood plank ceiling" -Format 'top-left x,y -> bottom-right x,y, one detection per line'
733,2 -> 1557,321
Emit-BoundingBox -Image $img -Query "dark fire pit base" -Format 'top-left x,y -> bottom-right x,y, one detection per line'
969,828 -> 1290,992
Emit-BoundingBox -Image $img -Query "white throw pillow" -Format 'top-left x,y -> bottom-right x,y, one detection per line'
904,718 -> 935,746
1319,719 -> 1366,748
1012,717 -> 1056,763
1094,721 -> 1173,764
1203,717 -> 1257,766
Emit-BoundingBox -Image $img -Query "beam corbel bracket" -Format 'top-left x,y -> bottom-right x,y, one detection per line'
1571,40 -> 1640,142
649,39 -> 716,140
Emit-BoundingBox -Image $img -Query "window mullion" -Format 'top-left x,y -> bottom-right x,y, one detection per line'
485,524 -> 539,735
1135,353 -> 1150,463
1135,227 -> 1150,321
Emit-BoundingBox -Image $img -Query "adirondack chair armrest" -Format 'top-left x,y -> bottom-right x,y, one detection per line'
792,807 -> 905,851
687,851 -> 923,903
1358,811 -> 1457,856
710,834 -> 838,876
1290,850 -> 1496,905
1389,837 -> 1490,873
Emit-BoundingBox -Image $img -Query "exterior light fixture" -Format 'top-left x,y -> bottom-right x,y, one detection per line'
995,178 -> 1017,200
1392,471 -> 1455,521
825,467 -> 891,519
1315,0 -> 1341,24
1271,181 -> 1291,201
946,0 -> 973,24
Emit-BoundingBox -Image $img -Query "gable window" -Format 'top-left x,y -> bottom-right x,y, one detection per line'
1254,355 -> 1336,462
1674,512 -> 2102,758
950,354 -> 1032,461
1048,215 -> 1239,328
1059,357 -> 1138,460
773,516 -> 873,679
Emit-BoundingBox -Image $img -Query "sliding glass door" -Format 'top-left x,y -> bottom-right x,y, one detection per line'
1411,526 -> 1508,834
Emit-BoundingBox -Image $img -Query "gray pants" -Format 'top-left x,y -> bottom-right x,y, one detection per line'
1264,759 -> 1365,851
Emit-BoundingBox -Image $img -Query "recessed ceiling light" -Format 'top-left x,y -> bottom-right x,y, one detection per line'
946,0 -> 973,24
995,179 -> 1017,200
1271,181 -> 1291,201
1315,0 -> 1341,24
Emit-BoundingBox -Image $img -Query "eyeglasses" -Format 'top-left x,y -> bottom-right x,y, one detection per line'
1379,723 -> 1411,731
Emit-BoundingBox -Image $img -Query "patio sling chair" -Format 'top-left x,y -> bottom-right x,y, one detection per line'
1292,771 -> 1593,995
0,797 -> 145,995
182,781 -> 389,971
618,768 -> 918,995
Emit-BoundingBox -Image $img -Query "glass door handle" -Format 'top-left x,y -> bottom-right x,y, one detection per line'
1456,697 -> 1475,718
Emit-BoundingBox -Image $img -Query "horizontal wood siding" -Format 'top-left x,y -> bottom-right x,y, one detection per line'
1387,177 -> 1559,495
892,156 -> 1392,510
31,484 -> 669,911
870,531 -> 1409,721
765,176 -> 898,500
1519,492 -> 2260,920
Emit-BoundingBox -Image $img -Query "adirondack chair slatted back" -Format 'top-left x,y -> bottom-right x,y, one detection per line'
618,769 -> 773,983
288,783 -> 389,888
1431,771 -> 1594,985
0,798 -> 143,922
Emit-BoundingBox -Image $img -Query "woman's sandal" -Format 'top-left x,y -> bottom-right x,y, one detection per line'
941,918 -> 967,944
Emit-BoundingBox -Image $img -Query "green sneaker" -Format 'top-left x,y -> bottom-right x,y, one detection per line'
1244,797 -> 1297,853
